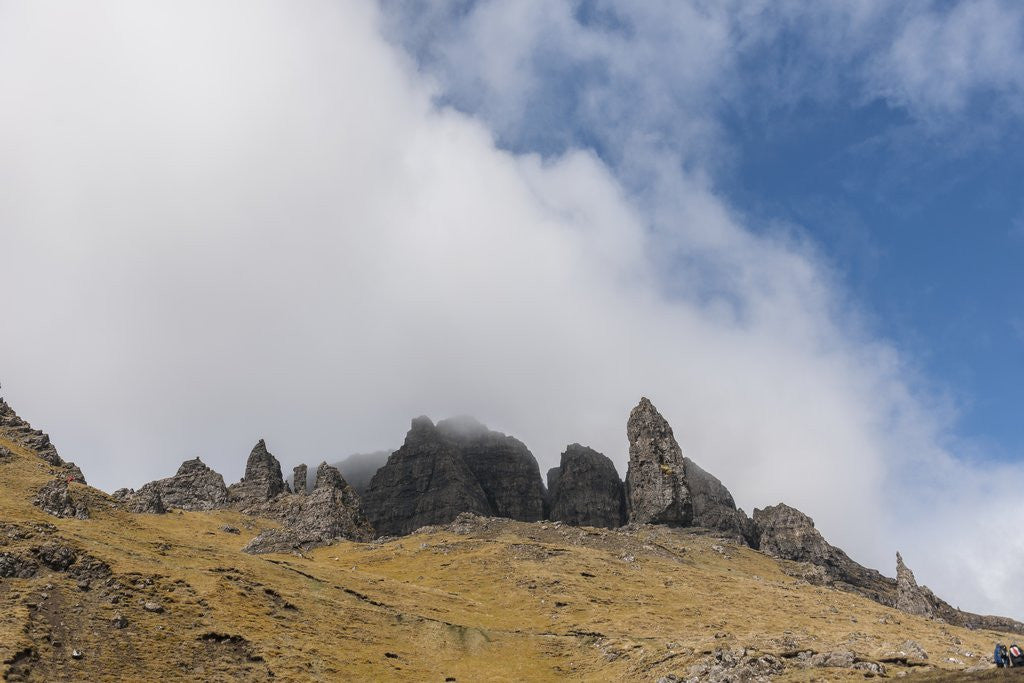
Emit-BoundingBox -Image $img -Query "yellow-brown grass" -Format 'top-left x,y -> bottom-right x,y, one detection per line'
0,435 -> 1015,681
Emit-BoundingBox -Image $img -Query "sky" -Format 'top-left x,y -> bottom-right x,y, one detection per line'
1,1 -> 1022,618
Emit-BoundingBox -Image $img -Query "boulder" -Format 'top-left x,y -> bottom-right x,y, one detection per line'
125,486 -> 166,514
624,397 -> 692,525
130,458 -> 229,511
547,444 -> 625,529
437,416 -> 545,523
361,417 -> 492,537
228,439 -> 286,505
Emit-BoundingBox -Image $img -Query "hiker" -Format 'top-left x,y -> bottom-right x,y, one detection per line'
995,644 -> 1010,667
1010,644 -> 1024,667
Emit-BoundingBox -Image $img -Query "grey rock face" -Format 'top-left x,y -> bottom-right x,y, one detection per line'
125,486 -> 166,514
228,439 -> 286,505
683,458 -> 755,544
752,503 -> 894,605
243,478 -> 374,554
547,444 -> 625,529
33,479 -> 89,519
313,462 -> 347,491
896,552 -> 935,617
292,465 -> 308,495
362,417 -> 493,537
0,397 -> 85,482
624,397 -> 692,526
437,416 -> 545,523
129,458 -> 229,511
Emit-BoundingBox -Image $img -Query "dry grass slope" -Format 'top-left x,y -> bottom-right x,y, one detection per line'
1,434 -> 1019,681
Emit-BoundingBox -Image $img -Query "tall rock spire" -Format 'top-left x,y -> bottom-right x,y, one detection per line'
624,397 -> 693,525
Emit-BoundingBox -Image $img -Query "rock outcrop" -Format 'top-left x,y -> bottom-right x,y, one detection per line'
228,439 -> 286,505
33,479 -> 89,519
0,395 -> 85,482
624,398 -> 693,526
243,467 -> 373,554
896,551 -> 934,617
124,486 -> 167,514
683,457 -> 756,544
313,462 -> 347,491
547,444 -> 625,529
437,416 -> 545,523
292,465 -> 307,495
362,417 -> 493,537
126,458 -> 229,511
624,397 -> 752,540
751,504 -> 894,605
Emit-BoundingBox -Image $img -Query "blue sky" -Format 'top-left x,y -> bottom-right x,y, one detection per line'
383,0 -> 1024,463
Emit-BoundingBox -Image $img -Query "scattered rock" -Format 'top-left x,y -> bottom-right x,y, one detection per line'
220,525 -> 240,535
0,444 -> 12,461
71,649 -> 83,660
112,613 -> 128,629
143,601 -> 164,613
685,648 -> 784,683
0,551 -> 38,578
547,444 -> 625,529
33,479 -> 89,519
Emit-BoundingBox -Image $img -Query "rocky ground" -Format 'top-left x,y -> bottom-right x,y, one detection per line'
2,433 -> 1021,681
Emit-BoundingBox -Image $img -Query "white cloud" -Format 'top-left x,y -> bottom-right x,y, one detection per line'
0,0 -> 1021,620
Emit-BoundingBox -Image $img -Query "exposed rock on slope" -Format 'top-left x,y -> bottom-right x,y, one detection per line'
244,464 -> 374,553
362,417 -> 492,536
0,396 -> 84,482
547,444 -> 625,529
896,551 -> 935,617
437,416 -> 545,523
33,479 -> 89,519
228,439 -> 286,505
625,398 -> 693,526
683,457 -> 756,544
123,458 -> 229,511
752,503 -> 895,605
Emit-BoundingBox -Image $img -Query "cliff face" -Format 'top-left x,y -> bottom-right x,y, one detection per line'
547,444 -> 625,529
362,416 -> 546,537
437,416 -> 545,523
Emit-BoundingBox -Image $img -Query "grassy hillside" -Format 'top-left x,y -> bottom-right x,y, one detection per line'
1,434 -> 1019,681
